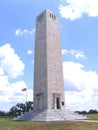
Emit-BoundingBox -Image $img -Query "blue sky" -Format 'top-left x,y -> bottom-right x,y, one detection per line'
0,0 -> 98,111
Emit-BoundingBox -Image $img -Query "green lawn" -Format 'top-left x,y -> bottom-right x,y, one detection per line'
85,114 -> 98,120
0,116 -> 98,130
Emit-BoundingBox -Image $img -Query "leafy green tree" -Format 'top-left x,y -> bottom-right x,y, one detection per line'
9,106 -> 18,117
0,111 -> 6,116
88,109 -> 98,114
9,101 -> 33,117
26,101 -> 33,112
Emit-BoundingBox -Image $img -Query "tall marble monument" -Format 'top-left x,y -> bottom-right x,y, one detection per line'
33,9 -> 65,111
14,9 -> 86,121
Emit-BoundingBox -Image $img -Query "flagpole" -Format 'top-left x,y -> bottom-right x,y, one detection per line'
21,88 -> 27,112
26,89 -> 27,112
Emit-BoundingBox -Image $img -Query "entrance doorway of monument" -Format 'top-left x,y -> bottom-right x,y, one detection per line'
53,93 -> 61,109
56,97 -> 60,109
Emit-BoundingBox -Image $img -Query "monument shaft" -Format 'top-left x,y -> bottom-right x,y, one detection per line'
34,9 -> 65,110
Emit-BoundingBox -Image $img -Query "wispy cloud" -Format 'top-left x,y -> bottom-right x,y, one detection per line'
62,49 -> 87,60
59,0 -> 98,20
15,28 -> 35,36
27,49 -> 33,55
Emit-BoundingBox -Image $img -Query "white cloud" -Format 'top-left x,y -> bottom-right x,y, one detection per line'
59,0 -> 98,20
0,81 -> 26,103
62,49 -> 87,60
0,44 -> 24,78
32,60 -> 34,64
0,68 -> 4,75
27,49 -> 33,55
27,89 -> 33,101
0,83 -> 33,110
15,28 -> 35,36
0,87 -> 33,111
0,43 -> 30,110
63,61 -> 98,110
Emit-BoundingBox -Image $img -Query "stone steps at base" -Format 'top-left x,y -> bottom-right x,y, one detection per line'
13,109 -> 87,121
55,109 -> 87,120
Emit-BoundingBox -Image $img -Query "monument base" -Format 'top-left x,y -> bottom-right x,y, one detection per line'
13,109 -> 87,121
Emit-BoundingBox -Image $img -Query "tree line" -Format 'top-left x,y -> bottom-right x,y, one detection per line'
0,102 -> 98,118
0,101 -> 33,118
75,109 -> 98,114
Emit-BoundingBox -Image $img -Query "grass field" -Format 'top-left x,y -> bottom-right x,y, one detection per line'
0,115 -> 98,130
85,114 -> 98,120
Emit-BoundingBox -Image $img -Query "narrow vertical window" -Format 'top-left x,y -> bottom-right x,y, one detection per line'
54,15 -> 56,20
50,13 -> 51,18
52,14 -> 54,19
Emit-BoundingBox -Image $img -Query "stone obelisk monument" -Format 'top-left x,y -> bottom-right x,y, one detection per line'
14,9 -> 86,121
33,9 -> 65,111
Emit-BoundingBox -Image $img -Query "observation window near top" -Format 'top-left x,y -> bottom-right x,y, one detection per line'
50,13 -> 56,20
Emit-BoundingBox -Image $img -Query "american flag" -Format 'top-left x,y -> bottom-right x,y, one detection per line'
21,88 -> 27,91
